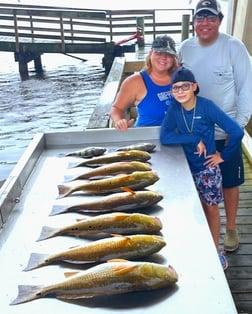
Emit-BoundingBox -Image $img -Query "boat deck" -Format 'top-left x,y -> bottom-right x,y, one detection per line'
221,152 -> 252,313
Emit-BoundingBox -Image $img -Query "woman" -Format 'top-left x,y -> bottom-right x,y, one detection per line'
110,35 -> 179,131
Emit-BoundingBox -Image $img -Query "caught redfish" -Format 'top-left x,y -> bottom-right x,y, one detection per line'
67,150 -> 151,168
10,260 -> 178,305
57,171 -> 159,198
23,234 -> 166,271
116,142 -> 156,152
37,212 -> 163,241
65,146 -> 106,158
50,190 -> 163,215
64,161 -> 152,182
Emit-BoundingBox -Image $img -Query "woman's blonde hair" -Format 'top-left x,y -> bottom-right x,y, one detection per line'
144,51 -> 179,75
144,35 -> 179,74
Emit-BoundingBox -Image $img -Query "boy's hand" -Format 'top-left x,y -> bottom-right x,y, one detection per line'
195,140 -> 207,157
204,151 -> 224,167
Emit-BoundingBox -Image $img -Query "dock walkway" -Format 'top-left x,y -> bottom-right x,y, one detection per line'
222,151 -> 252,313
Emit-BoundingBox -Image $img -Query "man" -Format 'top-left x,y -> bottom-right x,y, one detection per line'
179,0 -> 252,251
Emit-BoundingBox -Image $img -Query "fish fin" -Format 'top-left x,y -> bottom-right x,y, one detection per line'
37,226 -> 59,241
64,271 -> 80,278
23,253 -> 49,271
65,151 -> 75,157
110,233 -> 123,237
121,187 -> 136,194
67,160 -> 85,169
114,264 -> 137,274
10,285 -> 44,305
57,184 -> 71,198
76,218 -> 85,222
113,213 -> 129,221
107,258 -> 129,262
57,293 -> 95,299
68,244 -> 80,250
49,204 -> 69,216
63,174 -> 76,182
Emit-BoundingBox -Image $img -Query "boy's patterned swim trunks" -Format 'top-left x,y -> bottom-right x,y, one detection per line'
193,165 -> 223,206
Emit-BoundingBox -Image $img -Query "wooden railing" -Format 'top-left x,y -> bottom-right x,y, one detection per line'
106,9 -> 194,43
0,4 -> 194,78
0,3 -> 194,51
0,4 -> 107,53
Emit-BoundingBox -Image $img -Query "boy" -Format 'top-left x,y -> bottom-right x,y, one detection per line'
160,67 -> 244,270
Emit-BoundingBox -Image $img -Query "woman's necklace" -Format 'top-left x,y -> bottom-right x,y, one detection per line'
181,102 -> 196,133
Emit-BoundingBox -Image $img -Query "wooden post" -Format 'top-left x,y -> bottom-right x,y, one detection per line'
136,17 -> 145,47
18,60 -> 29,80
34,55 -> 43,74
181,14 -> 190,41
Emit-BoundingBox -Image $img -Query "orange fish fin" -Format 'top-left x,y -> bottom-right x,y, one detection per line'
113,213 -> 128,221
121,186 -> 136,194
115,264 -> 137,274
64,271 -> 79,278
107,259 -> 129,263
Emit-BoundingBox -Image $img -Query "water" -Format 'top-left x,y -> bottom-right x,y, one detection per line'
0,52 -> 105,183
0,0 -> 229,184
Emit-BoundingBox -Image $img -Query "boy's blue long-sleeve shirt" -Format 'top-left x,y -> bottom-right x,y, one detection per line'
160,96 -> 244,173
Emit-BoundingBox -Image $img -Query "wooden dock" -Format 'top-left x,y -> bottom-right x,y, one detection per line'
221,148 -> 252,313
0,3 -> 193,79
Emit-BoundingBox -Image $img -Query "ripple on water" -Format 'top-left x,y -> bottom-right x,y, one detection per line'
0,52 -> 105,182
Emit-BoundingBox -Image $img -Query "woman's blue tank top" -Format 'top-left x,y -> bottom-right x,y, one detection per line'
134,70 -> 172,126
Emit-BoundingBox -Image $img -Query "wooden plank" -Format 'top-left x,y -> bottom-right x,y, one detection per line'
123,60 -> 145,73
0,7 -> 107,20
87,56 -> 126,129
0,42 -> 108,54
220,150 -> 252,313
242,129 -> 252,165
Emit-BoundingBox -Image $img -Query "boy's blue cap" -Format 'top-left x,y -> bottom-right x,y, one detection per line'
172,67 -> 200,94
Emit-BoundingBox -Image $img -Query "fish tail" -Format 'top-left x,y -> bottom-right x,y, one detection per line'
10,285 -> 44,305
63,174 -> 76,182
67,160 -> 84,168
23,253 -> 49,271
57,184 -> 72,198
49,204 -> 69,216
37,226 -> 59,241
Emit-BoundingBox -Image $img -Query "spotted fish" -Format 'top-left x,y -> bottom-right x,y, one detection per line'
23,234 -> 166,271
57,171 -> 159,198
37,212 -> 163,241
65,146 -> 106,158
10,260 -> 178,305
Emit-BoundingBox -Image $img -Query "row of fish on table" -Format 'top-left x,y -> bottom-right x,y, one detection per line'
10,142 -> 178,306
